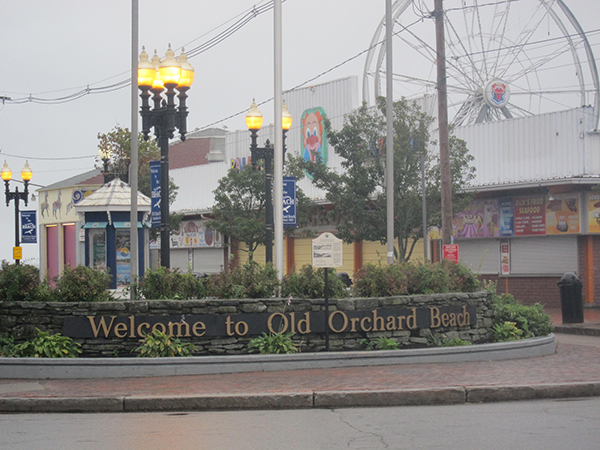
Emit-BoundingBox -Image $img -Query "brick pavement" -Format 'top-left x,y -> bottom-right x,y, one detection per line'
1,307 -> 599,412
1,334 -> 599,401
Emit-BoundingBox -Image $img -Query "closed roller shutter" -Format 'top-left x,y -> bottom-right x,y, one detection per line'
456,239 -> 500,274
170,249 -> 190,272
510,235 -> 577,275
192,248 -> 224,274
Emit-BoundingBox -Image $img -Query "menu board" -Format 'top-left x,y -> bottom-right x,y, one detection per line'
514,196 -> 546,235
545,194 -> 580,235
588,193 -> 600,233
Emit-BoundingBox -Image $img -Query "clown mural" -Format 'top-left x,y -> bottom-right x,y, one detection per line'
301,107 -> 328,177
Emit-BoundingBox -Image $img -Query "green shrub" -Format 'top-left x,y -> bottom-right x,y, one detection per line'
133,330 -> 196,357
53,265 -> 112,302
13,329 -> 81,358
353,261 -> 481,297
446,260 -> 483,292
428,334 -> 473,347
359,336 -> 399,350
248,332 -> 299,354
136,267 -> 206,300
0,262 -> 41,302
281,265 -> 349,299
353,263 -> 410,297
492,293 -> 553,338
492,321 -> 524,342
207,261 -> 280,299
0,334 -> 17,356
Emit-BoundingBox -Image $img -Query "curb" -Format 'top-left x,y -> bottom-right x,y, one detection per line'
554,325 -> 600,337
2,382 -> 600,413
0,334 -> 557,379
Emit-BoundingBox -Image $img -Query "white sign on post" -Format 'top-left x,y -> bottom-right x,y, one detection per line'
312,232 -> 343,268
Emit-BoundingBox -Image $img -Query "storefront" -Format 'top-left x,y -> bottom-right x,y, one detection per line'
75,178 -> 151,289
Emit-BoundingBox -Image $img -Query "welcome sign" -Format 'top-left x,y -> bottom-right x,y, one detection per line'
63,305 -> 477,340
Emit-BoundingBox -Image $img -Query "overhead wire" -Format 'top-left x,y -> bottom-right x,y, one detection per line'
0,1 -> 598,131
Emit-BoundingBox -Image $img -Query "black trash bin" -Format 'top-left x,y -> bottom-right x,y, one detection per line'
557,272 -> 584,324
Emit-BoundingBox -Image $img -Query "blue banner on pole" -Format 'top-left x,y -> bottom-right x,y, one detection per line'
21,210 -> 37,244
150,161 -> 161,228
283,176 -> 297,228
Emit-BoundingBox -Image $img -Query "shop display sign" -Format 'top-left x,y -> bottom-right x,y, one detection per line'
588,193 -> 600,233
454,199 -> 499,238
499,198 -> 514,236
514,196 -> 546,235
170,220 -> 222,249
500,239 -> 510,275
545,194 -> 580,234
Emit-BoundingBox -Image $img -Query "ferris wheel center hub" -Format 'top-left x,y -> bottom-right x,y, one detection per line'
483,79 -> 510,109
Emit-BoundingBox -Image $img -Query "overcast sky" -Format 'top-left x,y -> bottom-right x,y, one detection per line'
0,0 -> 599,265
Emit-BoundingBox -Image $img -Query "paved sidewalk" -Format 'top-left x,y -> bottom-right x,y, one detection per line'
1,333 -> 599,413
1,308 -> 599,413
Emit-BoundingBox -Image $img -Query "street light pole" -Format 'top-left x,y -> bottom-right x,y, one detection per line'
137,45 -> 194,268
2,161 -> 32,265
246,100 -> 292,265
98,144 -> 113,184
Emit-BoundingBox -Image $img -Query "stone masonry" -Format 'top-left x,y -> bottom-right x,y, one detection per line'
0,291 -> 493,357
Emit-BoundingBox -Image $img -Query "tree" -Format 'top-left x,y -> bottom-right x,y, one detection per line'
96,126 -> 180,234
208,153 -> 314,262
208,166 -> 267,261
96,126 -> 178,204
301,98 -> 475,261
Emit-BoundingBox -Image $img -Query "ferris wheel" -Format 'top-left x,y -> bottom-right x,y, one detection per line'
362,0 -> 600,130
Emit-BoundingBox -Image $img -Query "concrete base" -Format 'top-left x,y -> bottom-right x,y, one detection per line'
0,334 -> 556,380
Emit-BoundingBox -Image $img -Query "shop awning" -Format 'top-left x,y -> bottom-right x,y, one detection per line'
113,221 -> 144,228
83,222 -> 108,229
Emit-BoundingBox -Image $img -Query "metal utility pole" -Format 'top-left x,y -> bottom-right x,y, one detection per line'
130,0 -> 139,297
274,0 -> 284,282
386,0 -> 395,265
434,0 -> 452,245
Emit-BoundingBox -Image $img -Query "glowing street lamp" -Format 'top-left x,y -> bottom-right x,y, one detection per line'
138,45 -> 194,268
245,100 -> 292,264
2,161 -> 33,265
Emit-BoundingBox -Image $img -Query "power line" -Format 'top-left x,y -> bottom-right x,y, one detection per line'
0,151 -> 96,160
1,1 -> 277,105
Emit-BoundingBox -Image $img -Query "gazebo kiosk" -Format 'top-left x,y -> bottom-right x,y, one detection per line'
75,178 -> 151,289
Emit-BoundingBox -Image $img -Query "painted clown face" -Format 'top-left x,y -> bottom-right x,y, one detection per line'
302,112 -> 323,163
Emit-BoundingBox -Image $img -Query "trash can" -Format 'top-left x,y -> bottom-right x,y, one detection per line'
557,272 -> 584,324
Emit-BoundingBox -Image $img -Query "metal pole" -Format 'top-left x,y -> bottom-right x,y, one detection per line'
159,132 -> 170,268
265,154 -> 273,264
385,0 -> 395,264
435,0 -> 453,246
274,0 -> 284,282
14,193 -> 20,265
421,147 -> 428,260
130,0 -> 139,296
324,267 -> 329,351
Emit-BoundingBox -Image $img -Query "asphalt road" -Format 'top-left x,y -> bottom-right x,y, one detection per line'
1,397 -> 599,450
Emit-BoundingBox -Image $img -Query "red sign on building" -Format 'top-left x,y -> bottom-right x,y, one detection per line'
443,244 -> 459,264
514,196 -> 546,235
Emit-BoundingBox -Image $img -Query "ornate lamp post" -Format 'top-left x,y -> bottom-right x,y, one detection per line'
245,100 -> 292,264
98,144 -> 113,184
137,45 -> 194,268
1,161 -> 32,265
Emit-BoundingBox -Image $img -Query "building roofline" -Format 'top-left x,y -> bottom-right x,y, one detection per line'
463,176 -> 600,193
